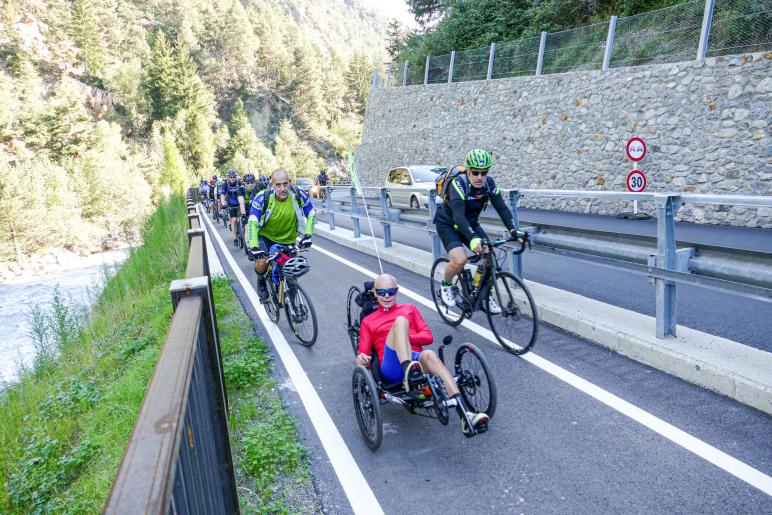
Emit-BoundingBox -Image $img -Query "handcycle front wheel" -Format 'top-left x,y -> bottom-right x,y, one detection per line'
285,281 -> 318,347
346,286 -> 363,354
430,257 -> 467,326
485,272 -> 539,355
352,365 -> 382,451
455,343 -> 497,419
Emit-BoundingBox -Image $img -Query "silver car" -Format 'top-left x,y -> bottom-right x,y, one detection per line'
385,165 -> 448,209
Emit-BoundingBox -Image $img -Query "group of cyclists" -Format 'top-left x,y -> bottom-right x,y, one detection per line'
199,149 -> 526,438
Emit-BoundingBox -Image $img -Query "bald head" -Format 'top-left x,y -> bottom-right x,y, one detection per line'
271,168 -> 290,183
271,168 -> 291,200
374,274 -> 397,289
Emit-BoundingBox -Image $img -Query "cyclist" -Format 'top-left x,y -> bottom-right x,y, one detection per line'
199,178 -> 210,205
257,175 -> 270,192
247,168 -> 316,301
434,149 -> 524,309
221,170 -> 246,246
355,273 -> 489,435
241,173 -> 258,246
316,169 -> 329,199
214,176 -> 224,219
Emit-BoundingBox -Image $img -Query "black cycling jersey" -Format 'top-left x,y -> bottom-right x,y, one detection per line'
433,174 -> 515,241
223,179 -> 245,206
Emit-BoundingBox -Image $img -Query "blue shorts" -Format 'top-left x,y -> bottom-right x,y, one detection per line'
381,346 -> 421,384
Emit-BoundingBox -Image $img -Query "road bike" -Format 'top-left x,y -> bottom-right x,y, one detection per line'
430,235 -> 539,355
262,244 -> 318,346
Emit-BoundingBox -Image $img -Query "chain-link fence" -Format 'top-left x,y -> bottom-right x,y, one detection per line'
708,0 -> 772,56
381,0 -> 772,88
491,35 -> 542,78
542,21 -> 610,75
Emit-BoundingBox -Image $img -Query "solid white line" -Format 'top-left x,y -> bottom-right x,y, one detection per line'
312,242 -> 772,497
200,207 -> 384,515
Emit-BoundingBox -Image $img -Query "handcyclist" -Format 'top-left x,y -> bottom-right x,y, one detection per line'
221,170 -> 246,246
247,168 -> 316,301
355,273 -> 489,435
434,149 -> 525,309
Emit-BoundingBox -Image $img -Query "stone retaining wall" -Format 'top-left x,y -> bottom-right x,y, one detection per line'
356,52 -> 771,227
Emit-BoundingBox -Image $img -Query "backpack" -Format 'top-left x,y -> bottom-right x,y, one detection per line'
260,184 -> 304,217
434,165 -> 467,204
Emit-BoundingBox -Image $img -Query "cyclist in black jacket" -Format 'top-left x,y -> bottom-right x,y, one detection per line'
434,149 -> 523,309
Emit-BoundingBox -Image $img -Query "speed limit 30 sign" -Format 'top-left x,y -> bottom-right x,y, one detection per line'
626,170 -> 647,192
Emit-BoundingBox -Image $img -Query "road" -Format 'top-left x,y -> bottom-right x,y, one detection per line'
201,206 -> 772,514
313,200 -> 771,352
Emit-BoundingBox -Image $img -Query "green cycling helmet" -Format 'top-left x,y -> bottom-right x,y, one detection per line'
466,149 -> 493,170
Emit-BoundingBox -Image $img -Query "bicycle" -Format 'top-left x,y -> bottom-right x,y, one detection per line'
430,235 -> 539,355
262,244 -> 318,346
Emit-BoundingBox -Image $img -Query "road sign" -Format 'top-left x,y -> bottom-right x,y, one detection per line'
626,170 -> 647,192
626,137 -> 646,161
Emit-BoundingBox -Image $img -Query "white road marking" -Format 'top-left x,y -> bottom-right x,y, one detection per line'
312,242 -> 772,497
200,207 -> 384,515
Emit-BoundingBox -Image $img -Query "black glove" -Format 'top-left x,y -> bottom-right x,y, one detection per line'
240,214 -> 247,225
298,234 -> 312,249
249,248 -> 266,260
509,228 -> 527,241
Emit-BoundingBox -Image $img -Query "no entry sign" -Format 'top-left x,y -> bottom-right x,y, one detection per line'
626,170 -> 647,192
626,137 -> 646,161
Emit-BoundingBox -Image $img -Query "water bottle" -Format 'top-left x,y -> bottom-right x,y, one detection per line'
472,265 -> 484,289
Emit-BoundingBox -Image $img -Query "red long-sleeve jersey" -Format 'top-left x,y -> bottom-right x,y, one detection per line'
357,303 -> 433,363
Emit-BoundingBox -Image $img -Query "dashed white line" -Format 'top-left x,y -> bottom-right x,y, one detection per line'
200,207 -> 384,515
311,242 -> 772,497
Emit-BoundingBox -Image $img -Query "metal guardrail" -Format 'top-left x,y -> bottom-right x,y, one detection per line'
317,186 -> 772,339
105,191 -> 239,513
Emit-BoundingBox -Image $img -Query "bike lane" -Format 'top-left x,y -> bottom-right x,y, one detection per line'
200,206 -> 772,514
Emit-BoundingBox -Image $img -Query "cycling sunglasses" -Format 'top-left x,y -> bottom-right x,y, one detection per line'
469,169 -> 489,177
375,287 -> 399,297
245,180 -> 255,185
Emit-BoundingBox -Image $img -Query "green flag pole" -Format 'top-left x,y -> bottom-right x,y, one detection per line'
347,152 -> 383,274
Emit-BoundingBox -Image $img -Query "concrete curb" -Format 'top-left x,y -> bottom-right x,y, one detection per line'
315,222 -> 772,415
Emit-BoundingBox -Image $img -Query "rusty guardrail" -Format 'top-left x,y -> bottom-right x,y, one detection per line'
105,191 -> 239,513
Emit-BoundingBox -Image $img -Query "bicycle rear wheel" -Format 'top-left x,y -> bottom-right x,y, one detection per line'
430,257 -> 467,326
346,286 -> 362,354
485,272 -> 539,355
455,343 -> 496,418
285,281 -> 318,346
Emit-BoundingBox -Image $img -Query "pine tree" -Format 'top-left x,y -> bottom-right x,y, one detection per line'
229,98 -> 249,135
345,52 -> 375,116
162,131 -> 188,195
386,19 -> 405,62
70,0 -> 104,80
147,31 -> 178,120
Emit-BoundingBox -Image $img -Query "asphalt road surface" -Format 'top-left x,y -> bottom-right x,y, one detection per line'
202,206 -> 772,514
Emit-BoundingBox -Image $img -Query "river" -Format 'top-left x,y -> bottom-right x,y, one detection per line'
0,249 -> 128,385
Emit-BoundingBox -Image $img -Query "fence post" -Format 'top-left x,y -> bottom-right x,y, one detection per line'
602,16 -> 617,70
508,190 -> 523,278
428,190 -> 442,261
350,187 -> 361,238
487,42 -> 496,80
371,68 -> 378,88
324,186 -> 335,231
697,0 -> 716,59
380,188 -> 392,247
654,195 -> 682,338
424,55 -> 430,85
402,61 -> 408,86
536,31 -> 547,76
386,64 -> 392,87
448,50 -> 455,83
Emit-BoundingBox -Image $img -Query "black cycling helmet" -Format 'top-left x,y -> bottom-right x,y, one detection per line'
212,174 -> 218,180
258,176 -> 270,190
243,173 -> 255,182
227,169 -> 237,178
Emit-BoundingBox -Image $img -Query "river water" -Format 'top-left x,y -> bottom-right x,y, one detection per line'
0,250 -> 128,385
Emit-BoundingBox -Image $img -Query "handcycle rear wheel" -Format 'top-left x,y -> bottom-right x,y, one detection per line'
285,281 -> 318,347
346,286 -> 363,354
455,343 -> 497,419
430,257 -> 467,326
485,272 -> 539,355
352,365 -> 382,451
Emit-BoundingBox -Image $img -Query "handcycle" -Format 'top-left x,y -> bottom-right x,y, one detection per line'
346,282 -> 496,451
430,234 -> 539,355
261,243 -> 318,346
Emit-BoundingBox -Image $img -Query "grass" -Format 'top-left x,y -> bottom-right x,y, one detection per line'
0,195 -> 317,513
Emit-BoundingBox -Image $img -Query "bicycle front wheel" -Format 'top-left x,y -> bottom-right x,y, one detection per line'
285,281 -> 318,346
485,272 -> 539,355
264,277 -> 280,323
430,257 -> 467,326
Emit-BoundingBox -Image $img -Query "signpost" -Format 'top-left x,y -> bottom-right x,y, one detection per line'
619,137 -> 652,220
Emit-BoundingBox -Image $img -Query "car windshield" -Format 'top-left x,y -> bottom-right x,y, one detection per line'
411,167 -> 447,183
296,178 -> 312,186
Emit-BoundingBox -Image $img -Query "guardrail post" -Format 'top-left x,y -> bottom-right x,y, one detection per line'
402,61 -> 408,86
424,55 -> 430,85
654,195 -> 683,338
427,190 -> 442,261
536,32 -> 547,76
380,188 -> 392,247
187,213 -> 199,228
697,0 -> 716,60
509,190 -> 523,278
187,228 -> 210,277
448,50 -> 455,83
487,42 -> 496,80
350,187 -> 361,238
602,16 -> 617,70
324,186 -> 335,230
